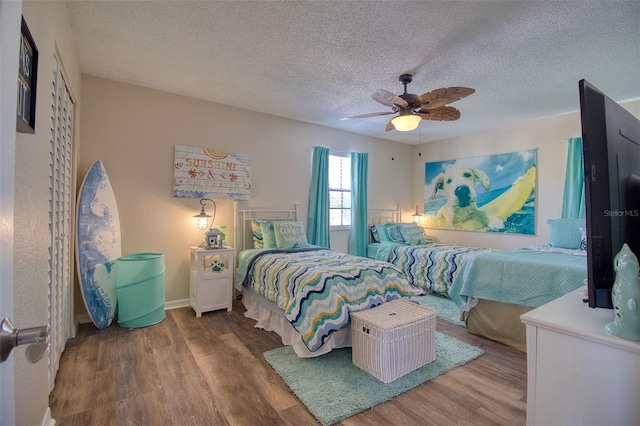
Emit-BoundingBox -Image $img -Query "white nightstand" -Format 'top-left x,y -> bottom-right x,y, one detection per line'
189,246 -> 234,317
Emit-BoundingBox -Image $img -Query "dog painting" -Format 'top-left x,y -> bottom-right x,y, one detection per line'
424,150 -> 537,234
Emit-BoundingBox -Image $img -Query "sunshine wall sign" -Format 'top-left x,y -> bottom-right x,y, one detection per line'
423,149 -> 537,234
173,145 -> 251,200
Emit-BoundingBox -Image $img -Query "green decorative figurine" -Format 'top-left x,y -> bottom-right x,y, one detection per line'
606,243 -> 640,341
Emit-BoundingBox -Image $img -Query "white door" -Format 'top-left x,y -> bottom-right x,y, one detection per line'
1,0 -> 24,423
48,57 -> 75,390
0,135 -> 17,424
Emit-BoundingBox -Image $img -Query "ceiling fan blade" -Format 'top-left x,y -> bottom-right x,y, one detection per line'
418,106 -> 461,121
414,87 -> 475,110
385,119 -> 396,132
341,111 -> 395,120
372,89 -> 409,108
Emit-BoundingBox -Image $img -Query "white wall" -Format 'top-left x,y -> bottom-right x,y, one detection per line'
13,1 -> 82,425
78,75 -> 640,310
79,76 -> 414,305
412,99 -> 640,250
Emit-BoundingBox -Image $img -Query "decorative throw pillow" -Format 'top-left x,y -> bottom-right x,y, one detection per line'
371,223 -> 393,242
260,221 -> 278,249
250,219 -> 268,248
579,227 -> 587,251
399,224 -> 428,245
370,225 -> 381,243
547,218 -> 586,250
386,224 -> 406,244
273,221 -> 309,249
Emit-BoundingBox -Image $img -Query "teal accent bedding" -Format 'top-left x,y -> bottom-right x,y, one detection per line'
372,242 -> 492,294
237,247 -> 421,352
448,248 -> 587,309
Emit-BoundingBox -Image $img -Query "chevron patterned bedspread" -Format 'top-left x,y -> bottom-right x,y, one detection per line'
386,243 -> 493,294
239,247 -> 420,352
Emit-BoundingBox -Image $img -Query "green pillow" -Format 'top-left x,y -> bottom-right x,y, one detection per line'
386,225 -> 406,243
260,221 -> 277,249
371,224 -> 392,242
273,221 -> 309,249
547,218 -> 586,249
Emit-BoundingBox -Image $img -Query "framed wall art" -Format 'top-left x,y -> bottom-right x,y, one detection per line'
423,149 -> 537,234
173,145 -> 251,200
17,17 -> 38,134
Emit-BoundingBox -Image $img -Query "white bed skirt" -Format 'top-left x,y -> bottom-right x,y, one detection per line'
242,287 -> 352,358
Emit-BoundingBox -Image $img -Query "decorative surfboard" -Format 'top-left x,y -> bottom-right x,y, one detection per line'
76,160 -> 121,329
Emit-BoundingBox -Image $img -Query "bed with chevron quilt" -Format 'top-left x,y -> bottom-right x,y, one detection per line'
234,205 -> 422,358
236,247 -> 421,356
237,246 -> 421,357
370,241 -> 493,294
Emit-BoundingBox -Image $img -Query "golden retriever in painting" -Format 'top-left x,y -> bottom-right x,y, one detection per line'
431,166 -> 504,231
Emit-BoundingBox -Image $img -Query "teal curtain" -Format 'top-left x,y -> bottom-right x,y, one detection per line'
307,146 -> 331,248
562,137 -> 586,219
349,152 -> 368,256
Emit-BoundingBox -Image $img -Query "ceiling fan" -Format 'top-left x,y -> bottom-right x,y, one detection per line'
345,74 -> 475,132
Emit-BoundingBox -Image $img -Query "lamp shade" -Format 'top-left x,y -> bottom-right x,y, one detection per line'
194,198 -> 216,230
194,206 -> 211,230
391,114 -> 421,131
412,205 -> 423,223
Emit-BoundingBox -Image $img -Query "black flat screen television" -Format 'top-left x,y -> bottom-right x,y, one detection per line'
579,79 -> 640,309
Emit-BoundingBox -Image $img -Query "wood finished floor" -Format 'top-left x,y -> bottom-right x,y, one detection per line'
50,299 -> 527,425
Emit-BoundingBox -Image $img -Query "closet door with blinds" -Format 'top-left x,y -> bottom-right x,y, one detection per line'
48,57 -> 74,391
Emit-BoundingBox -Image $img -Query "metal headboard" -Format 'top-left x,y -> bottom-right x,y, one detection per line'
368,208 -> 401,225
367,207 -> 402,243
234,203 -> 300,256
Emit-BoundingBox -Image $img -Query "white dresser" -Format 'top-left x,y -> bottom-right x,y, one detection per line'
520,289 -> 640,426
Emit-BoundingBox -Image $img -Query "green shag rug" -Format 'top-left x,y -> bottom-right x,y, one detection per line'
264,332 -> 483,425
416,293 -> 466,327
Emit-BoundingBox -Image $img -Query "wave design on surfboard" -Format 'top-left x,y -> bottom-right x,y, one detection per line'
76,160 -> 121,329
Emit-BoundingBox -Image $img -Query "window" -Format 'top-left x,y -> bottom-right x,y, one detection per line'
329,153 -> 351,228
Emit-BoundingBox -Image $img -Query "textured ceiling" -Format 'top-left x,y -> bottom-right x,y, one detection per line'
65,0 -> 640,145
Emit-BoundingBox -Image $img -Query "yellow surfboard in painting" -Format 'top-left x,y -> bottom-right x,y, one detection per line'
480,165 -> 536,221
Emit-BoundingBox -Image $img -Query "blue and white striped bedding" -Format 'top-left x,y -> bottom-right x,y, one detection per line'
371,241 -> 492,294
237,247 -> 421,352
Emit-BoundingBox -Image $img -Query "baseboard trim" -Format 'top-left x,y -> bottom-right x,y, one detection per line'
76,313 -> 91,324
76,299 -> 190,324
165,298 -> 190,310
42,407 -> 55,426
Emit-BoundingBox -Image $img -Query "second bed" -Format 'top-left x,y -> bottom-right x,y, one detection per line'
367,214 -> 587,351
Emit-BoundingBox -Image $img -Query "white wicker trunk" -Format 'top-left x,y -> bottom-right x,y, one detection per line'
351,298 -> 436,383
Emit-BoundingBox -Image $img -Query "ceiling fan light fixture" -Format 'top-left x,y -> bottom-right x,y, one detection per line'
391,114 -> 421,131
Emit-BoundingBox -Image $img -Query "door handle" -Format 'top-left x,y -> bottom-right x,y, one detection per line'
1,318 -> 49,363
